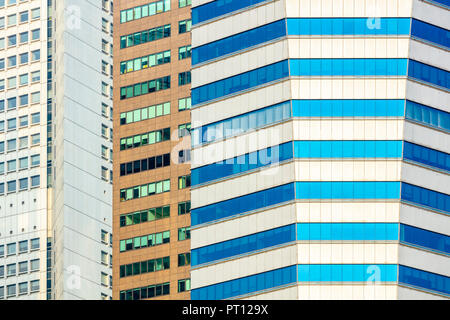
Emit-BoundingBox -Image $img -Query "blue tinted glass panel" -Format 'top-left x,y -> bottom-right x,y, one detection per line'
191,265 -> 297,300
193,20 -> 286,65
411,19 -> 450,49
287,18 -> 411,35
408,60 -> 450,90
290,59 -> 408,76
400,224 -> 450,255
295,141 -> 402,158
292,99 -> 405,117
192,224 -> 296,266
298,264 -> 398,282
192,60 -> 289,105
424,0 -> 450,8
405,100 -> 450,132
192,101 -> 291,146
401,182 -> 450,214
403,141 -> 450,172
296,182 -> 401,199
399,265 -> 450,296
192,0 -> 269,25
192,183 -> 295,225
192,142 -> 293,186
297,223 -> 399,241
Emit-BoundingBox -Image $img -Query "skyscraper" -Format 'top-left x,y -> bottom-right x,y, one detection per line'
190,0 -> 449,300
113,0 -> 192,300
0,0 -> 114,300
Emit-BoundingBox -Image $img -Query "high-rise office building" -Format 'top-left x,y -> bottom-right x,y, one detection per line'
0,0 -> 114,300
113,0 -> 192,300
190,0 -> 449,300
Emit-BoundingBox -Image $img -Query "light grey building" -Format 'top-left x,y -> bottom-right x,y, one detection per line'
0,0 -> 113,300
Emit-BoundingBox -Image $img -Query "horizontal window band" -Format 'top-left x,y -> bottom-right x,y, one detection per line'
192,58 -> 446,106
191,264 -> 398,300
192,223 -> 401,266
296,182 -> 401,200
403,141 -> 450,173
192,99 -> 410,147
289,59 -> 408,76
192,0 -> 271,25
401,183 -> 450,215
192,141 -> 403,186
191,99 -> 447,149
191,265 -> 297,300
408,60 -> 450,91
192,18 -> 446,66
399,265 -> 450,297
422,0 -> 450,9
192,183 -> 295,226
192,182 -> 403,226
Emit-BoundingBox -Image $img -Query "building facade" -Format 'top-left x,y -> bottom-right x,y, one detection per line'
0,0 -> 114,300
113,0 -> 192,300
190,0 -> 449,299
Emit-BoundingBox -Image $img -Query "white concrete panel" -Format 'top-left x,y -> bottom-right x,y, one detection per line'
242,286 -> 298,300
401,162 -> 450,195
399,203 -> 449,236
297,243 -> 399,264
297,284 -> 398,300
288,38 -> 410,59
406,80 -> 450,113
286,0 -> 413,17
292,119 -> 404,141
296,202 -> 401,223
296,160 -> 402,182
291,78 -> 407,100
398,286 -> 448,300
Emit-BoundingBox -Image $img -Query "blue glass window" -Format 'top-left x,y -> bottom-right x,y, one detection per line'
287,18 -> 411,35
192,0 -> 269,25
411,19 -> 450,49
192,183 -> 295,226
424,0 -> 450,8
295,140 -> 403,158
403,141 -> 450,172
191,265 -> 297,300
192,142 -> 293,186
292,99 -> 405,117
296,182 -> 401,200
401,182 -> 450,214
297,223 -> 399,241
400,224 -> 450,255
290,59 -> 408,76
399,265 -> 449,296
192,60 -> 289,105
192,101 -> 291,146
193,20 -> 286,65
408,60 -> 450,90
298,264 -> 398,282
192,224 -> 296,266
405,100 -> 449,132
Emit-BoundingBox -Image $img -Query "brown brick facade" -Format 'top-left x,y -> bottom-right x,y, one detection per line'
113,0 -> 191,300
